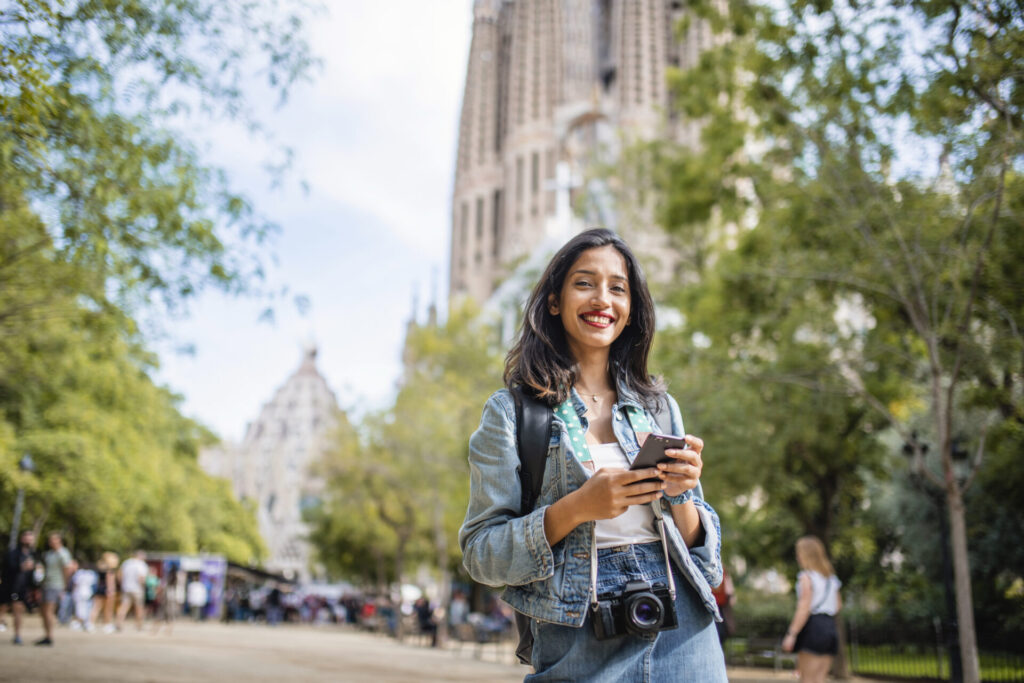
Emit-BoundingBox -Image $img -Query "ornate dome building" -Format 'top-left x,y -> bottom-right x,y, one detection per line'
201,347 -> 339,581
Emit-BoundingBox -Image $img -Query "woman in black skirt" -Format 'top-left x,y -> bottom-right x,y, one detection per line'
781,536 -> 842,682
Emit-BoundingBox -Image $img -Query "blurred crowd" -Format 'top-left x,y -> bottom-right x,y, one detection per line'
0,531 -> 228,643
2,530 -> 515,650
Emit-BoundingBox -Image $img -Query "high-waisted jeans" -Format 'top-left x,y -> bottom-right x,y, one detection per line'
526,542 -> 727,682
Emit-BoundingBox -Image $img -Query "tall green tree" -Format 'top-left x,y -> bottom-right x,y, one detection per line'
1,0 -> 316,564
1,0 -> 317,313
646,1 -> 1022,677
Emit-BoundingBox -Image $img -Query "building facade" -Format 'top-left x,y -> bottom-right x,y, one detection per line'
200,347 -> 339,581
450,0 -> 715,301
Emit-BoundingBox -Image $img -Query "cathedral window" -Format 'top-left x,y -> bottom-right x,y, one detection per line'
492,189 -> 502,259
475,196 -> 484,241
531,151 -> 539,195
460,201 -> 469,256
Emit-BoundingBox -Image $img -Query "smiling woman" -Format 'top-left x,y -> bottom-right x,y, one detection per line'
459,228 -> 727,681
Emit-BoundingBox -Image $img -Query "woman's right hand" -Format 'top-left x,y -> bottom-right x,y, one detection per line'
574,467 -> 665,521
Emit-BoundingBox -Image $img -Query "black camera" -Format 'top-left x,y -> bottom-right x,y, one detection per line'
591,579 -> 678,640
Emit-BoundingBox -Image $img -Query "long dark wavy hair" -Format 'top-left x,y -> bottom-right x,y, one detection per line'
504,228 -> 664,409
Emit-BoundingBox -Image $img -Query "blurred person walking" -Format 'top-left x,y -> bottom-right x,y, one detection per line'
413,596 -> 438,647
0,530 -> 38,644
448,589 -> 469,629
711,568 -> 735,645
37,532 -> 73,645
187,574 -> 208,621
69,560 -> 97,632
263,584 -> 281,625
145,570 -> 160,617
116,550 -> 149,631
152,570 -> 179,636
57,557 -> 78,626
781,535 -> 843,683
91,552 -> 119,633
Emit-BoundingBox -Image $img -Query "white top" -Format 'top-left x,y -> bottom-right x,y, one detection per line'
119,557 -> 148,594
72,568 -> 97,599
187,580 -> 208,606
587,442 -> 661,549
797,570 -> 842,615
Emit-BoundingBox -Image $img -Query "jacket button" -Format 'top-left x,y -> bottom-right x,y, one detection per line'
615,413 -> 622,421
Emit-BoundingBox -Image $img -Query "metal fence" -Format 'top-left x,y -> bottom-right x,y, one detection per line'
724,616 -> 1024,682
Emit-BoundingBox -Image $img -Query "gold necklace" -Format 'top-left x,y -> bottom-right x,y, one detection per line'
575,385 -> 614,404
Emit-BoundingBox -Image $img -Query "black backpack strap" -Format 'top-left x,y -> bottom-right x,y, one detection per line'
510,386 -> 553,514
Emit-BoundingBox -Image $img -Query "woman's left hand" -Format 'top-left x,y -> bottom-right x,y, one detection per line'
656,434 -> 703,498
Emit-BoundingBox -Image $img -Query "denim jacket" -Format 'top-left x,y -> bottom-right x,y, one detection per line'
459,380 -> 723,628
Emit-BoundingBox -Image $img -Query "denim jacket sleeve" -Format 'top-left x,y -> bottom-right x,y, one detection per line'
662,392 -> 723,589
459,390 -> 556,588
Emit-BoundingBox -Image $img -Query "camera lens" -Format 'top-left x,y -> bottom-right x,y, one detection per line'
626,593 -> 664,631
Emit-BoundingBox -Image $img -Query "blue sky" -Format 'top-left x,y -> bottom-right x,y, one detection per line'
155,1 -> 474,441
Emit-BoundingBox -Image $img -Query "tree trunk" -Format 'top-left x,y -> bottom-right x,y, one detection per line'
372,547 -> 386,591
832,616 -> 850,679
947,487 -> 981,683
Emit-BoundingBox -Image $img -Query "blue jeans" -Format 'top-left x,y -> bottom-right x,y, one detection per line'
526,543 -> 727,682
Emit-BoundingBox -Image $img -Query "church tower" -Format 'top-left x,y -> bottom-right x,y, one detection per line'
449,0 -> 714,302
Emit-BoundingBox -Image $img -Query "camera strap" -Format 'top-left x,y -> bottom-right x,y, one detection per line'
653,504 -> 678,602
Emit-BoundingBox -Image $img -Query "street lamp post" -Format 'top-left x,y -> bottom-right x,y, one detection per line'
8,453 -> 35,550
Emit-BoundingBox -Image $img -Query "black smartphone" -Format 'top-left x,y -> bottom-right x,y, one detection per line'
630,433 -> 689,471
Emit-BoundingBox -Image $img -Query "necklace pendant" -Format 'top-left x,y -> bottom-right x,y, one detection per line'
592,394 -> 600,403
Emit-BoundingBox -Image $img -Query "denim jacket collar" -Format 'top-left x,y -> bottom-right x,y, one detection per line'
613,374 -> 645,413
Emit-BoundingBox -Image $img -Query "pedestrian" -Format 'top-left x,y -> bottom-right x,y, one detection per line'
186,574 -> 208,621
781,535 -> 843,683
69,560 -> 97,632
413,596 -> 437,647
711,567 -> 736,645
459,228 -> 727,681
90,551 -> 119,634
0,530 -> 38,645
448,589 -> 469,629
57,556 -> 78,626
37,532 -> 74,645
152,570 -> 178,636
144,569 -> 159,617
116,550 -> 149,631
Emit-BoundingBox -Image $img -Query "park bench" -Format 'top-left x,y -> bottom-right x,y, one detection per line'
740,636 -> 796,672
451,616 -> 512,663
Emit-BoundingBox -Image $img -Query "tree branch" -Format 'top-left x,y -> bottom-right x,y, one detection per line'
946,159 -> 1006,415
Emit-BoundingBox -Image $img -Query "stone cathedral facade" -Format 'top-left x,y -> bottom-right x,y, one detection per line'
450,0 -> 715,302
200,348 -> 339,581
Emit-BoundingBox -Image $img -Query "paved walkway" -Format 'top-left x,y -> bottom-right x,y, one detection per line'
0,620 -> 889,682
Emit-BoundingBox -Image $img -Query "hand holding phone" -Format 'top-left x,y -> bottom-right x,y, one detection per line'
630,433 -> 690,471
633,433 -> 705,498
